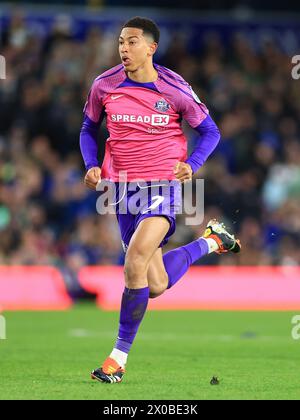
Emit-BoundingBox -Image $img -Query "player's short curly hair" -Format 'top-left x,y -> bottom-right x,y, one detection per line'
122,17 -> 160,44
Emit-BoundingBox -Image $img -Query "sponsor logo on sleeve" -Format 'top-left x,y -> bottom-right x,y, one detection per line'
190,86 -> 202,104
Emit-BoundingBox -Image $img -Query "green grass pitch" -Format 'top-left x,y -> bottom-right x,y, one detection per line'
0,305 -> 299,400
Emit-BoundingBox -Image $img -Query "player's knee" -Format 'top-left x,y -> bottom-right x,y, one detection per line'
124,252 -> 148,283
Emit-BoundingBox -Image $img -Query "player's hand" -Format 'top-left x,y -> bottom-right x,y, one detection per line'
84,167 -> 102,190
173,162 -> 193,183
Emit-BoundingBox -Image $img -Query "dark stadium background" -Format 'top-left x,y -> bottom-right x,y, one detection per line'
0,1 -> 300,297
2,0 -> 300,11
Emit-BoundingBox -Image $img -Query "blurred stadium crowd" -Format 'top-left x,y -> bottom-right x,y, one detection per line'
1,10 -> 300,287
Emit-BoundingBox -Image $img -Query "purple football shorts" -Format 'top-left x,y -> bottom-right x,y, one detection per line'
112,180 -> 182,252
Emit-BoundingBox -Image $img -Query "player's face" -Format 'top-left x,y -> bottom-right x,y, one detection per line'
119,27 -> 157,72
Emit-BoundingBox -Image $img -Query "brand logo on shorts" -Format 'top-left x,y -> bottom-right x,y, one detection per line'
154,99 -> 170,113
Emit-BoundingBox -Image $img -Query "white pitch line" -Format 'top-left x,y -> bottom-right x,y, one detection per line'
68,329 -> 291,343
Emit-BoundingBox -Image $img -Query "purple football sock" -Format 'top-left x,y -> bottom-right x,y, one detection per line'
115,286 -> 149,354
163,238 -> 209,289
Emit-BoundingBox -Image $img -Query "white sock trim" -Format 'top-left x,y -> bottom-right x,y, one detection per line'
203,237 -> 219,254
110,348 -> 128,368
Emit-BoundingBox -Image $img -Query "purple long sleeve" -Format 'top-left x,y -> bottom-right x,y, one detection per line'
185,115 -> 221,174
79,115 -> 102,171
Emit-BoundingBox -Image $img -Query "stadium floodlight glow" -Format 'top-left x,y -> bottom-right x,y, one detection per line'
291,55 -> 300,80
0,55 -> 6,79
0,315 -> 6,340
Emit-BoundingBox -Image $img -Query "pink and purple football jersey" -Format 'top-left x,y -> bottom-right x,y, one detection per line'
83,63 -> 209,181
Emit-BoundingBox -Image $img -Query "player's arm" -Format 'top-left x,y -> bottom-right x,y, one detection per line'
80,115 -> 103,189
185,114 -> 221,174
79,80 -> 104,190
174,115 -> 220,182
174,85 -> 220,182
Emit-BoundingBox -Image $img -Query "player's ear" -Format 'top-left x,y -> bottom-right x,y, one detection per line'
148,42 -> 158,57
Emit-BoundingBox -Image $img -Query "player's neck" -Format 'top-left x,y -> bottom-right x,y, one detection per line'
126,62 -> 158,83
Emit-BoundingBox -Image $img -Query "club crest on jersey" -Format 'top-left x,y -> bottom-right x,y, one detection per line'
154,99 -> 170,113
